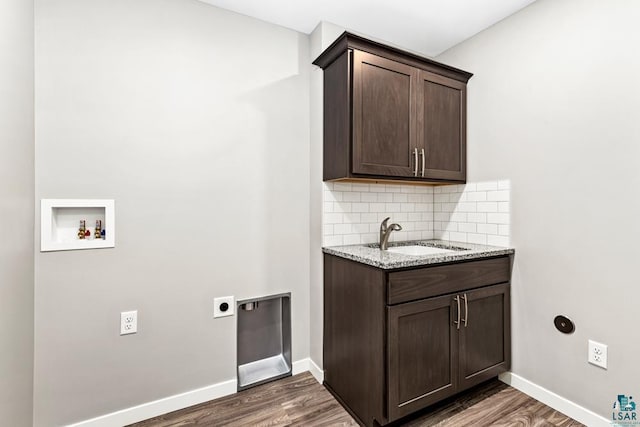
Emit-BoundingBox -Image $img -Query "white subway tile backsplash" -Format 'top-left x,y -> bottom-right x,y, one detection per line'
334,202 -> 352,213
449,193 -> 463,202
323,180 -> 510,247
450,232 -> 467,242
456,202 -> 477,212
450,212 -> 467,223
324,235 -> 344,246
467,233 -> 487,244
324,191 -> 342,202
352,203 -> 370,213
343,192 -> 361,202
487,213 -> 510,224
434,194 -> 449,203
434,212 -> 449,222
401,203 -> 415,212
343,234 -> 361,245
352,183 -> 370,192
385,185 -> 402,193
352,223 -> 370,234
445,203 -> 459,212
377,193 -> 393,202
487,191 -> 510,202
407,231 -> 423,240
361,233 -> 377,244
422,230 -> 434,239
343,213 -> 361,223
325,213 -> 343,224
422,212 -> 433,221
361,213 -> 378,223
477,223 -> 498,235
477,202 -> 498,212
487,235 -> 509,247
468,212 -> 487,223
467,192 -> 487,202
477,181 -> 498,191
361,193 -> 378,202
369,202 -> 385,212
334,224 -> 352,235
393,213 -> 408,222
458,222 -> 477,233
402,222 -> 415,231
334,183 -> 352,192
400,185 -> 417,193
393,193 -> 408,203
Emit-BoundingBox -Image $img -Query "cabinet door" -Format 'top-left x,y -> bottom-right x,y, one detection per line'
458,283 -> 510,390
387,294 -> 458,421
352,50 -> 418,177
416,71 -> 466,181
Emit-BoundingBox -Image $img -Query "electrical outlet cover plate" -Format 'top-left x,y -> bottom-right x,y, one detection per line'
120,310 -> 138,335
214,296 -> 235,318
588,339 -> 607,369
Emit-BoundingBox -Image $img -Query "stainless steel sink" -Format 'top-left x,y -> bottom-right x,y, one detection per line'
386,245 -> 455,256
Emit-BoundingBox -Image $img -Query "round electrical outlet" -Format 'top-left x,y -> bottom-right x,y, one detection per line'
554,315 -> 575,334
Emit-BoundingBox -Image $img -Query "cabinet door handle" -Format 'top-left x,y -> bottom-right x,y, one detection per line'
413,148 -> 418,176
420,148 -> 425,177
461,293 -> 468,327
453,295 -> 461,330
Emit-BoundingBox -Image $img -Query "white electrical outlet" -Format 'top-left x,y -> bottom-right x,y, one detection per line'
120,310 -> 138,335
213,296 -> 234,318
588,340 -> 607,369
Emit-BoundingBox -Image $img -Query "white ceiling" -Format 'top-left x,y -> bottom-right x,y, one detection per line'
197,0 -> 537,56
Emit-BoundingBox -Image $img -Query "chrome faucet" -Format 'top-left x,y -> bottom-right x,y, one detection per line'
379,217 -> 402,250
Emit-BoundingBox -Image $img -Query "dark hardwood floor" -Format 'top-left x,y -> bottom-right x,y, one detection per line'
129,373 -> 584,427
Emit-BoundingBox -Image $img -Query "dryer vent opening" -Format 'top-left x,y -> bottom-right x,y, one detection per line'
236,293 -> 291,391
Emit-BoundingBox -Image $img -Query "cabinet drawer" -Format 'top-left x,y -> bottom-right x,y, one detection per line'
388,256 -> 510,305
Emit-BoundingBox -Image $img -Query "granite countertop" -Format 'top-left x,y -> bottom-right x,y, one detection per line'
322,239 -> 515,270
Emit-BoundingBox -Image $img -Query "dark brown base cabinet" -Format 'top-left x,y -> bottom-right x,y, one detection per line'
323,254 -> 512,426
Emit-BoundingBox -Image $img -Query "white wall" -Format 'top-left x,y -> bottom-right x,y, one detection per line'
0,0 -> 35,425
34,1 -> 310,425
308,20 -> 346,373
438,0 -> 640,419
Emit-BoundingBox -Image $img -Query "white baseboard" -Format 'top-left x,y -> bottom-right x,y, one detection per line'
68,358 -> 322,427
500,372 -> 609,427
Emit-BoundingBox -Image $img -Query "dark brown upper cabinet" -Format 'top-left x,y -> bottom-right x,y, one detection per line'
313,32 -> 472,184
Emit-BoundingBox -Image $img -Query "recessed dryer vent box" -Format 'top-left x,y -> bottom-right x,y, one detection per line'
237,293 -> 291,391
41,199 -> 115,252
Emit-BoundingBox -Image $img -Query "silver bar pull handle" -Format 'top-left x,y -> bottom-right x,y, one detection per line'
413,148 -> 418,176
420,148 -> 426,177
453,295 -> 461,330
461,293 -> 468,327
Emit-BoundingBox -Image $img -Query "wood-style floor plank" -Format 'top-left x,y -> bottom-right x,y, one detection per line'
129,373 -> 583,427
